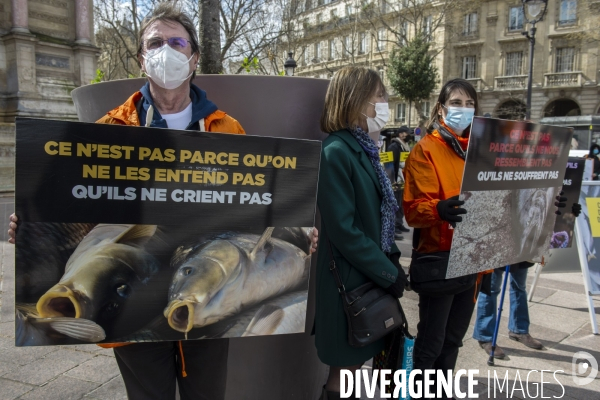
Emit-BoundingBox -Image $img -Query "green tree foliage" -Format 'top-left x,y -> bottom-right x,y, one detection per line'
90,69 -> 105,84
388,33 -> 438,106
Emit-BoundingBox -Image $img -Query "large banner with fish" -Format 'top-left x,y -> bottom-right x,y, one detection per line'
14,118 -> 321,346
447,118 -> 572,278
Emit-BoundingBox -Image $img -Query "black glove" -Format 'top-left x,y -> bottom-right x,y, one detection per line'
572,203 -> 582,217
436,195 -> 467,228
387,253 -> 408,298
555,191 -> 567,215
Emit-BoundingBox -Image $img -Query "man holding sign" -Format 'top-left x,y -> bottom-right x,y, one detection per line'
8,3 -> 318,400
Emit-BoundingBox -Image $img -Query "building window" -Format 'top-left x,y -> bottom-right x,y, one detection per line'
462,56 -> 477,79
555,47 -> 575,72
380,0 -> 387,13
329,39 -> 336,60
316,13 -> 322,24
377,28 -> 386,51
304,0 -> 312,11
343,35 -> 352,57
508,6 -> 524,31
559,0 -> 577,25
400,21 -> 408,45
359,32 -> 367,54
423,16 -> 432,40
377,67 -> 384,82
302,46 -> 308,65
505,51 -> 523,76
331,9 -> 338,19
396,103 -> 406,122
463,13 -> 477,35
422,101 -> 430,117
346,4 -> 354,15
315,42 -> 321,62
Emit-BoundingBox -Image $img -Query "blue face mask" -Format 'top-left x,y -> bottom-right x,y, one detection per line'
593,148 -> 599,155
442,105 -> 475,132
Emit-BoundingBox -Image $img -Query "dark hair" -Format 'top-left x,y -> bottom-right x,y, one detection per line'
137,2 -> 199,79
590,143 -> 600,156
320,66 -> 386,133
426,78 -> 480,133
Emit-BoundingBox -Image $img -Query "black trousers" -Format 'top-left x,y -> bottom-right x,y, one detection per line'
394,189 -> 405,230
114,339 -> 229,400
413,286 -> 476,398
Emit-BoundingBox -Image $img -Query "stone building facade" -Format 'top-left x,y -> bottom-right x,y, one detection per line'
288,0 -> 599,132
0,0 -> 99,191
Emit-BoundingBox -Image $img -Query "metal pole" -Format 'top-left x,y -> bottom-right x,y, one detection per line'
524,23 -> 536,120
527,262 -> 542,302
488,265 -> 511,366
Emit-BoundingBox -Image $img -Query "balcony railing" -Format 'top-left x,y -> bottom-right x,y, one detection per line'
544,72 -> 583,87
495,75 -> 527,90
461,29 -> 479,38
466,78 -> 482,91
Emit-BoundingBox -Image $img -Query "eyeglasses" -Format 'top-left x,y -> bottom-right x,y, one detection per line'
145,37 -> 191,51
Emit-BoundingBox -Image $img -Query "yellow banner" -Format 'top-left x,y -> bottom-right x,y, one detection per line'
400,152 -> 409,162
585,197 -> 600,237
379,151 -> 393,163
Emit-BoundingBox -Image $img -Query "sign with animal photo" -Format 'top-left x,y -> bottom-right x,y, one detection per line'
447,117 -> 573,278
14,118 -> 321,346
549,157 -> 585,249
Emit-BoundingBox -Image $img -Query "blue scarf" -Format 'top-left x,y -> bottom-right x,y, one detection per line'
349,127 -> 398,253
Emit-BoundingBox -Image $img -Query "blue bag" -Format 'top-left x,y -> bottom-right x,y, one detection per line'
399,335 -> 415,400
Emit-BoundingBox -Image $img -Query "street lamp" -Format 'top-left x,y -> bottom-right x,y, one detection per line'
521,0 -> 548,120
284,52 -> 297,76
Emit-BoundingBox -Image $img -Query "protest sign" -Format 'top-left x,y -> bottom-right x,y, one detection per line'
577,182 -> 600,294
549,157 -> 585,248
14,118 -> 321,346
447,118 -> 572,278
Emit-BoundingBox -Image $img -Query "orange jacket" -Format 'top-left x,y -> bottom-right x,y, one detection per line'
403,122 -> 469,253
96,91 -> 246,134
95,89 -> 244,349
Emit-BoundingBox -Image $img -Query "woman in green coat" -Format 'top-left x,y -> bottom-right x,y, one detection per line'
315,66 -> 408,399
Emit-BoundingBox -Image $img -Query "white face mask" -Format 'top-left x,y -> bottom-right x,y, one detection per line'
143,45 -> 195,90
363,102 -> 390,134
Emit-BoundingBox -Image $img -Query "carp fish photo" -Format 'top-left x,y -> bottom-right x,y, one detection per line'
164,227 -> 310,334
15,223 -> 313,346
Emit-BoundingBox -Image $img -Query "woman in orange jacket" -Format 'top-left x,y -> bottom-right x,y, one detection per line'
402,78 -> 479,396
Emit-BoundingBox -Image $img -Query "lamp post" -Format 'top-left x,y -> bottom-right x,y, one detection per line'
284,52 -> 297,76
521,0 -> 548,120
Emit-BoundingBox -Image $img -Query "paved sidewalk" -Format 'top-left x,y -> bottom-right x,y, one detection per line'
1,196 -> 599,399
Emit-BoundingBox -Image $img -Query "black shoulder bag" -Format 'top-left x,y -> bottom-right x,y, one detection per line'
328,241 -> 405,348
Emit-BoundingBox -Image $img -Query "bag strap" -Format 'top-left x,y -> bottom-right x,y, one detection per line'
327,240 -> 346,294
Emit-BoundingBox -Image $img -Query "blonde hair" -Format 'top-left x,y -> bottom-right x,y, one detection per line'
320,67 -> 386,133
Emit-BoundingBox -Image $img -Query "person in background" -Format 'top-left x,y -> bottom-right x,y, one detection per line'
315,66 -> 407,400
388,126 -> 411,239
473,262 -> 541,358
588,143 -> 600,180
8,3 -> 317,399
